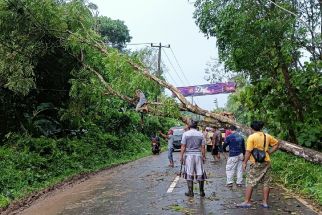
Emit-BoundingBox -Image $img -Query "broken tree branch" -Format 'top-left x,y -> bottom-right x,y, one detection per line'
72,32 -> 322,165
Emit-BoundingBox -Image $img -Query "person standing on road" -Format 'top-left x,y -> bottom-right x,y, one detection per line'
237,121 -> 280,208
223,125 -> 245,187
225,128 -> 232,140
180,121 -> 207,197
159,130 -> 175,167
205,128 -> 214,152
211,128 -> 222,161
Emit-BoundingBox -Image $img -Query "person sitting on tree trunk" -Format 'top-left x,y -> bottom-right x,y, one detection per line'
135,89 -> 148,113
237,120 -> 280,209
180,121 -> 207,197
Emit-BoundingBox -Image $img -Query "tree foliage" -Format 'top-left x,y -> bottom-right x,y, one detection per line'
194,0 -> 322,148
96,16 -> 132,50
0,0 -> 180,141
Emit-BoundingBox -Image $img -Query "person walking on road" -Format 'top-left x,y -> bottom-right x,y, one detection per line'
237,121 -> 280,208
223,125 -> 245,187
180,121 -> 207,197
211,128 -> 222,161
159,130 -> 175,167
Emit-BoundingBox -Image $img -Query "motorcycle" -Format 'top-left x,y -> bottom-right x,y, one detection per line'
151,135 -> 161,155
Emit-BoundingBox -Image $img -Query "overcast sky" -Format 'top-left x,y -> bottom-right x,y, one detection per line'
91,0 -> 230,110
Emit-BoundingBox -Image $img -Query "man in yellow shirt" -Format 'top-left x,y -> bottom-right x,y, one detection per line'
237,121 -> 279,209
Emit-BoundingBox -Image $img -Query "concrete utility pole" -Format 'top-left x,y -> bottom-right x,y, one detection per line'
214,98 -> 218,109
151,43 -> 170,77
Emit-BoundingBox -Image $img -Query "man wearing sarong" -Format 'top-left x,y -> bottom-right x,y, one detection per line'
180,121 -> 207,197
237,121 -> 280,208
223,125 -> 245,187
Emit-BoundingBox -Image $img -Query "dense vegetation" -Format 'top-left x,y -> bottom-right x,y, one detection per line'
193,0 -> 322,149
0,0 -> 180,208
0,0 -> 321,210
272,151 -> 322,205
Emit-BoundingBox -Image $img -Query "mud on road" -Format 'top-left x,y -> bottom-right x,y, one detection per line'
7,152 -> 321,215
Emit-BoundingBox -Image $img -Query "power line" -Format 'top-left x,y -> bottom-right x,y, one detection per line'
162,48 -> 186,87
160,59 -> 179,86
169,47 -> 191,86
126,42 -> 154,46
3,0 -> 180,90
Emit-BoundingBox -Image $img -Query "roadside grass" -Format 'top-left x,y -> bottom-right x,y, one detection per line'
271,151 -> 322,206
0,132 -> 152,209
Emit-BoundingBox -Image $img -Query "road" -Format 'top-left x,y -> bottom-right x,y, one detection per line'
18,151 -> 318,215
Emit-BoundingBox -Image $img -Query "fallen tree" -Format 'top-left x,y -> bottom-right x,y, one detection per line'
69,31 -> 322,164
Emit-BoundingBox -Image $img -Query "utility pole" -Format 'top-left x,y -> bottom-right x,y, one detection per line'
151,43 -> 170,77
214,98 -> 218,109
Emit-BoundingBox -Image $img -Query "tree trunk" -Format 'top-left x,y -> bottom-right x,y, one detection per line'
279,140 -> 322,164
77,33 -> 322,165
281,64 -> 304,121
129,61 -> 322,164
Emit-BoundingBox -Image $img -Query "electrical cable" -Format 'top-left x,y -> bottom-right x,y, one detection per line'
160,59 -> 179,86
169,47 -> 191,86
126,43 -> 154,46
162,48 -> 186,87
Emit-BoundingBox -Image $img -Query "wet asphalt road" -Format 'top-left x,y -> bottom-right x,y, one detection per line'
19,151 -> 318,215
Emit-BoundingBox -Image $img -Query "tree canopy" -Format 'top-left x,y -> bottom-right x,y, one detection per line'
0,0 -> 180,140
193,0 -> 322,149
96,16 -> 132,50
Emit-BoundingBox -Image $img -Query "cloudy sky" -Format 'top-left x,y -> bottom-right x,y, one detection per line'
91,0 -> 230,110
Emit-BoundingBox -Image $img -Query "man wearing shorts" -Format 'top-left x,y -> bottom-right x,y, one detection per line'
211,128 -> 222,161
237,121 -> 280,208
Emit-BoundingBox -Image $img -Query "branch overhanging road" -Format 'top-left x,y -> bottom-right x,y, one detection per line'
70,31 -> 322,165
18,152 -> 318,215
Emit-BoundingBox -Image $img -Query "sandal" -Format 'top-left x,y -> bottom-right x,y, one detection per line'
261,203 -> 269,208
236,202 -> 252,208
236,184 -> 243,187
226,183 -> 233,187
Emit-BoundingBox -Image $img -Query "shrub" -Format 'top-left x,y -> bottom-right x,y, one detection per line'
271,151 -> 322,205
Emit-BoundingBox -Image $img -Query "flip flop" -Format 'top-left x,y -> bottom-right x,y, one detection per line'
236,202 -> 252,208
261,204 -> 269,208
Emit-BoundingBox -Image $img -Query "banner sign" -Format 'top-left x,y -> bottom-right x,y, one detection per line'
174,82 -> 236,97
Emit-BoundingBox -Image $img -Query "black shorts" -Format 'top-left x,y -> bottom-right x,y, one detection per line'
218,144 -> 223,153
206,145 -> 212,152
212,145 -> 219,155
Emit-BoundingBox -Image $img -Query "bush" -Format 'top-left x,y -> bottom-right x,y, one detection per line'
0,127 -> 151,207
271,151 -> 322,205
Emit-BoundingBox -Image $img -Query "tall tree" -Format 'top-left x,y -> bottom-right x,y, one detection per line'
96,16 -> 132,50
193,0 -> 322,148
